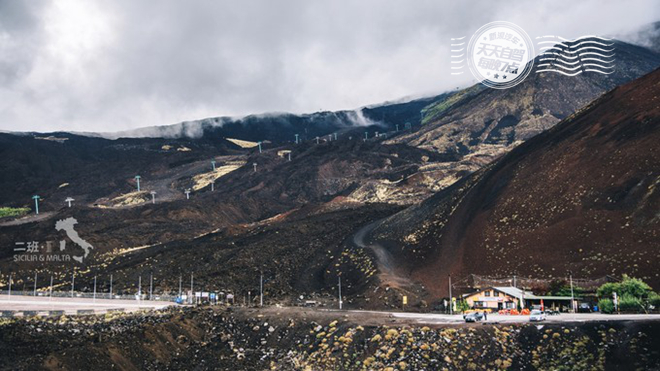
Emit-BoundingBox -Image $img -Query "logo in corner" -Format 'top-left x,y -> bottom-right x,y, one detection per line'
466,21 -> 535,89
55,217 -> 94,263
13,217 -> 95,264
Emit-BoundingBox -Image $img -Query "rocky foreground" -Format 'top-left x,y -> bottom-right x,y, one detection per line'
0,306 -> 658,370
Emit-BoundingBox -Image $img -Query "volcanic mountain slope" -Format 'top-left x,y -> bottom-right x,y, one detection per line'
0,137 -> 450,297
0,132 -> 243,208
371,67 -> 660,297
207,139 -> 458,206
385,41 -> 660,185
88,92 -> 455,143
62,203 -> 401,306
393,40 -> 659,152
0,138 -> 446,241
0,131 -> 454,309
88,40 -> 659,149
0,88 -> 464,214
1,39 -> 658,309
3,40 -> 657,214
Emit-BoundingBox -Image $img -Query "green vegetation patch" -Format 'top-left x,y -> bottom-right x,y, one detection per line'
0,207 -> 30,218
421,84 -> 485,125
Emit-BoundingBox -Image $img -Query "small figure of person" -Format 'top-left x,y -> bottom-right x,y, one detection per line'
483,311 -> 487,321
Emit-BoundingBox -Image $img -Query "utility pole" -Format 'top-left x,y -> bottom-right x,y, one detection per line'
513,274 -> 517,287
315,136 -> 319,144
93,276 -> 97,301
178,275 -> 182,298
109,274 -> 113,299
395,124 -> 399,132
138,276 -> 142,300
32,195 -> 40,215
295,134 -> 299,144
260,272 -> 263,307
8,273 -> 12,299
49,275 -> 53,300
135,175 -> 141,191
71,272 -> 75,298
338,276 -> 343,310
334,133 -> 337,140
211,159 -> 216,171
190,273 -> 194,304
150,191 -> 156,204
149,272 -> 153,300
258,141 -> 262,153
288,152 -> 291,161
253,163 -> 257,172
33,272 -> 37,296
211,182 -> 214,192
65,197 -> 74,208
569,271 -> 575,313
448,275 -> 453,315
364,132 -> 368,140
185,189 -> 191,200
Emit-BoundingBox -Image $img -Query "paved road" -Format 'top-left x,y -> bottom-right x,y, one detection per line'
390,311 -> 660,324
320,308 -> 660,325
0,294 -> 175,316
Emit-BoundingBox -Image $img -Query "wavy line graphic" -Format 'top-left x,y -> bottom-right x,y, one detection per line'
535,35 -> 615,75
537,63 -> 615,71
535,35 -> 612,42
537,40 -> 613,49
538,57 -> 614,65
540,46 -> 614,54
539,51 -> 616,59
450,36 -> 467,76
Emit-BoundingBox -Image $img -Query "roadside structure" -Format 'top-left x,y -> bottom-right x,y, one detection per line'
462,286 -> 578,311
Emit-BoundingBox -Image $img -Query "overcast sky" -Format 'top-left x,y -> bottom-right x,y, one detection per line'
0,0 -> 658,133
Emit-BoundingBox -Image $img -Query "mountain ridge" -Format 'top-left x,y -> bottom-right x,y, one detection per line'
371,66 -> 660,297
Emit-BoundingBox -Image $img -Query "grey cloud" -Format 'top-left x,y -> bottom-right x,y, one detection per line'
0,0 -> 48,86
0,0 -> 658,133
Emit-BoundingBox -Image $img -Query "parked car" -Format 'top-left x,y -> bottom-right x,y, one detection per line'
529,310 -> 547,322
464,312 -> 485,322
577,303 -> 593,313
546,309 -> 560,315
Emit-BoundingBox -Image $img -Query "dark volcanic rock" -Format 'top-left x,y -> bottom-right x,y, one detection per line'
1,307 -> 658,370
373,67 -> 660,296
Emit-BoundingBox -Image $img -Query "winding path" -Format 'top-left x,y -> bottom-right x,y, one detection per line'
351,219 -> 414,289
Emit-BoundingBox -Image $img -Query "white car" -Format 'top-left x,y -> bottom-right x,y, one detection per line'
529,309 -> 547,322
